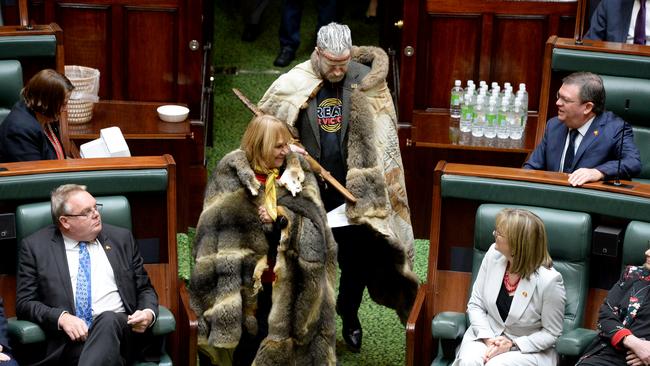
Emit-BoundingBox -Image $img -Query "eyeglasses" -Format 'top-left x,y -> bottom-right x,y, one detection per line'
556,91 -> 585,105
493,229 -> 503,239
63,203 -> 103,219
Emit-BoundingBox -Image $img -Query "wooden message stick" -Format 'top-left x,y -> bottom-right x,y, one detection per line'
232,88 -> 357,204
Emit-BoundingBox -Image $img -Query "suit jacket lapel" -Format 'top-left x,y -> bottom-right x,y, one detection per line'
551,123 -> 570,172
51,232 -> 75,311
620,0 -> 635,42
573,115 -> 604,169
506,271 -> 538,325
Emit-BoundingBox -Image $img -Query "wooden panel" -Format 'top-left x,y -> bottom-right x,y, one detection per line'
433,270 -> 471,314
583,288 -> 608,329
401,0 -> 577,124
491,16 -> 546,111
124,6 -> 177,101
55,4 -> 111,98
421,15 -> 481,109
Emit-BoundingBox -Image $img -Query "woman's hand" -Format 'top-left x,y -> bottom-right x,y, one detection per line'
289,144 -> 307,155
0,352 -> 10,362
258,206 -> 273,224
483,335 -> 513,362
624,335 -> 650,366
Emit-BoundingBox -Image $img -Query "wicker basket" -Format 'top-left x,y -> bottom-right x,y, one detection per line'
65,65 -> 100,124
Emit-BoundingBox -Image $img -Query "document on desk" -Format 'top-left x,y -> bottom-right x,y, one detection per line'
327,204 -> 350,228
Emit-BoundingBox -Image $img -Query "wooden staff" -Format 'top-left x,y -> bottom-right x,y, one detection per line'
232,88 -> 357,203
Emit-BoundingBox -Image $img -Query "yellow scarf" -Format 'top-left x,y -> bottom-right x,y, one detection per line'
254,166 -> 279,221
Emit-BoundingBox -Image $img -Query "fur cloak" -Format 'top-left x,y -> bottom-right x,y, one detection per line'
189,151 -> 337,365
258,46 -> 418,322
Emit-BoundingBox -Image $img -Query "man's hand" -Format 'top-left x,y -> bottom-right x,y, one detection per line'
58,312 -> 89,341
623,334 -> 650,365
568,168 -> 604,186
127,309 -> 154,333
289,143 -> 307,155
0,352 -> 10,362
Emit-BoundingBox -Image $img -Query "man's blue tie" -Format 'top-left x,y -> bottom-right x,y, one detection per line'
76,241 -> 93,327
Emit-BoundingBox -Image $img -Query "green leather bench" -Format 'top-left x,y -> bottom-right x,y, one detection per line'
0,169 -> 169,201
431,204 -> 592,365
0,59 -> 22,123
556,220 -> 650,358
9,196 -> 174,366
552,48 -> 650,182
441,174 -> 650,222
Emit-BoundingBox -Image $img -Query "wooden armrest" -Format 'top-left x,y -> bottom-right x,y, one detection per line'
406,285 -> 430,366
179,281 -> 198,366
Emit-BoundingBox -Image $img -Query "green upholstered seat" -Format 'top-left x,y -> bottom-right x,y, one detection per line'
0,59 -> 22,123
431,204 -> 592,366
556,221 -> 650,358
9,196 -> 174,365
0,35 -> 57,59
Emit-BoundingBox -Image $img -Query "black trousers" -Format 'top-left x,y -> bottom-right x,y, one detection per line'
61,311 -> 161,366
332,225 -> 376,327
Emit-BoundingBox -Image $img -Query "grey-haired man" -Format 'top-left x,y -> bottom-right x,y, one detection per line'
260,22 -> 418,353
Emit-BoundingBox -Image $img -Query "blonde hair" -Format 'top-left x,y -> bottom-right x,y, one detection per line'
240,115 -> 293,170
495,208 -> 552,279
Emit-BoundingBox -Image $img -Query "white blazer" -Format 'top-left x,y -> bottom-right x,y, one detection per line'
457,244 -> 566,365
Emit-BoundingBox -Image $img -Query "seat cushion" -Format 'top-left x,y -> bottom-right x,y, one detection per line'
0,60 -> 23,113
622,221 -> 650,267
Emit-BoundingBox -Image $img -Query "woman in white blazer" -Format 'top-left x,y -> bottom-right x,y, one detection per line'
452,208 -> 566,366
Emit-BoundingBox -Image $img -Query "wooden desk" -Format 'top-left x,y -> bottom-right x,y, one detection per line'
69,100 -> 205,231
405,110 -> 537,237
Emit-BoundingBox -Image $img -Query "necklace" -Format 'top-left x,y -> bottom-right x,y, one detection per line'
503,270 -> 521,293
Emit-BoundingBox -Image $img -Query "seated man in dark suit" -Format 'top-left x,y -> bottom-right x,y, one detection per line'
524,72 -> 641,186
0,298 -> 18,366
584,0 -> 649,45
16,184 -> 159,366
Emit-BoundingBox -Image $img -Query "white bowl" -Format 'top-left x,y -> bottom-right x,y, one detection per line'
157,105 -> 189,123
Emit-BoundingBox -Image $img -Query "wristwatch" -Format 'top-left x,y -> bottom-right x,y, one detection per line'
510,343 -> 520,352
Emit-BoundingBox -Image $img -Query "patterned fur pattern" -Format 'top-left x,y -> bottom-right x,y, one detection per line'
190,151 -> 337,365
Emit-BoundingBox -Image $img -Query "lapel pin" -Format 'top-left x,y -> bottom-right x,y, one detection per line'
594,130 -> 599,136
351,83 -> 358,89
105,245 -> 111,251
522,291 -> 528,297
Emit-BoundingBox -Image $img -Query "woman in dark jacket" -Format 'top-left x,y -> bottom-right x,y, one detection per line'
578,248 -> 650,366
0,69 -> 73,163
0,297 -> 18,365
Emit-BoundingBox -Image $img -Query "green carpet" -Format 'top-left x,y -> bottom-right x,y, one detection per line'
179,2 -> 430,364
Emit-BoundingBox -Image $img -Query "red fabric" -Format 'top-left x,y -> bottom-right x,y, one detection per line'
612,328 -> 632,349
255,174 -> 267,184
261,258 -> 276,283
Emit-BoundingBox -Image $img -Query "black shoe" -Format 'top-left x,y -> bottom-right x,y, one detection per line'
241,23 -> 260,42
273,47 -> 296,67
342,326 -> 362,353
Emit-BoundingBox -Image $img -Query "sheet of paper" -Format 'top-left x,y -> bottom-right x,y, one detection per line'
326,203 -> 350,228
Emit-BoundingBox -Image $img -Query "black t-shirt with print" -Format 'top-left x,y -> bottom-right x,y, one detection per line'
317,80 -> 347,212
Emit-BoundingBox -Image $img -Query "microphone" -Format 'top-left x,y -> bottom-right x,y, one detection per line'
603,99 -> 633,188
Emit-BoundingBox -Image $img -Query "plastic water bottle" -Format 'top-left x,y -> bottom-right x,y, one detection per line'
497,99 -> 510,139
509,99 -> 525,139
517,83 -> 529,112
471,96 -> 486,137
484,99 -> 497,138
450,80 -> 463,118
459,93 -> 474,133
